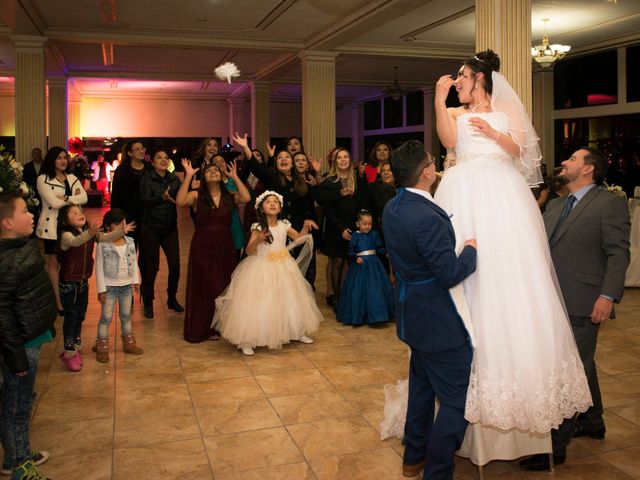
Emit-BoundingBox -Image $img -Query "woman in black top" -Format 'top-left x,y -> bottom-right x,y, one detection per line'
316,148 -> 369,311
233,133 -> 319,238
139,148 -> 182,319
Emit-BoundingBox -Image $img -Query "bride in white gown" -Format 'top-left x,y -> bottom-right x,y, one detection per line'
380,50 -> 592,466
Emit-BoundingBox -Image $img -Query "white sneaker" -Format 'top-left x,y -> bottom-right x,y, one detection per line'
240,346 -> 254,356
297,335 -> 314,344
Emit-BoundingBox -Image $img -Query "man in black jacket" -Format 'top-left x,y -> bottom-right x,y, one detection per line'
0,191 -> 56,479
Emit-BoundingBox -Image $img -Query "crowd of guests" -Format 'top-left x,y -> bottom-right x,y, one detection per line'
2,117 -> 630,478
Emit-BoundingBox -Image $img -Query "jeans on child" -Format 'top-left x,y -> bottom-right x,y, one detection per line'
0,346 -> 40,469
60,280 -> 89,350
98,285 -> 133,339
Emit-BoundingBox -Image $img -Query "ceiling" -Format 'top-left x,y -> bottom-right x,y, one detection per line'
0,0 -> 639,103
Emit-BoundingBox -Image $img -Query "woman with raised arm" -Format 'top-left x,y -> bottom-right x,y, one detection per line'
177,159 -> 250,343
381,50 -> 592,470
434,50 -> 591,465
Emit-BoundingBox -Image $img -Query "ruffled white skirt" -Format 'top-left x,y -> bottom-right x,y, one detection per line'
212,249 -> 323,349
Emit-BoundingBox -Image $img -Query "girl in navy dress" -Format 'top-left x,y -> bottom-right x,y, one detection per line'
337,210 -> 393,326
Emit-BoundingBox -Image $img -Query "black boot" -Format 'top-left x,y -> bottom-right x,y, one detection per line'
143,301 -> 154,319
167,296 -> 184,313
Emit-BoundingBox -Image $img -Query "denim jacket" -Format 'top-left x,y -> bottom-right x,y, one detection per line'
95,237 -> 139,293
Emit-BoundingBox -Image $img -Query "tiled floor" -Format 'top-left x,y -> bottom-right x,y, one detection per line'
9,206 -> 640,479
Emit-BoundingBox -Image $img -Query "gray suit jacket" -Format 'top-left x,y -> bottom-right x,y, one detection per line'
544,186 -> 630,318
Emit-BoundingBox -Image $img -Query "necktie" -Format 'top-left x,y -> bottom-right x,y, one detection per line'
550,194 -> 576,245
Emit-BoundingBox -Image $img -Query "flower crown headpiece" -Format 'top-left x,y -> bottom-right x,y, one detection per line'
255,190 -> 284,210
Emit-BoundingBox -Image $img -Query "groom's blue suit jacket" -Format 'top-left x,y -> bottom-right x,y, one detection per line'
382,189 -> 476,353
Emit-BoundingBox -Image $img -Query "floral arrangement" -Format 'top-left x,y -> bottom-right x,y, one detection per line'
0,145 -> 39,207
606,184 -> 627,199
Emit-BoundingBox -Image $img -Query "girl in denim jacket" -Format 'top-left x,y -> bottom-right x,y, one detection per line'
94,209 -> 142,363
57,205 -> 132,371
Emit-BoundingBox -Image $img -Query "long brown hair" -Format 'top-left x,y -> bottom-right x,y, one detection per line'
328,148 -> 356,191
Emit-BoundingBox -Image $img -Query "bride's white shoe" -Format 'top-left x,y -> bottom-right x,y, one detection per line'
239,345 -> 254,355
297,335 -> 314,344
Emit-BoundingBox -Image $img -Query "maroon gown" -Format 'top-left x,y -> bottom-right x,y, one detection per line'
184,195 -> 238,342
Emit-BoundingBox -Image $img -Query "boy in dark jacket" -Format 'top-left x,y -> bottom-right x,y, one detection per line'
0,191 -> 56,480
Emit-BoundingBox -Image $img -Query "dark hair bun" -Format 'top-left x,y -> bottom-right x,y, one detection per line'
476,49 -> 500,72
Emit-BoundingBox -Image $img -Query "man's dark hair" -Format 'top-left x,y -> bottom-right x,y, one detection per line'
390,140 -> 430,188
580,147 -> 608,185
0,191 -> 22,227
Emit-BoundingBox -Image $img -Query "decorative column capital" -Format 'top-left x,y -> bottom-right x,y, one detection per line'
298,51 -> 339,64
12,35 -> 47,52
47,77 -> 68,88
421,86 -> 435,96
227,97 -> 246,106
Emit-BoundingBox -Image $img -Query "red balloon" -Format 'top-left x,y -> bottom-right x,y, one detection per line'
68,137 -> 83,154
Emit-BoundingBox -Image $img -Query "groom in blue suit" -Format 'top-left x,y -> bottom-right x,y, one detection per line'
383,140 -> 477,480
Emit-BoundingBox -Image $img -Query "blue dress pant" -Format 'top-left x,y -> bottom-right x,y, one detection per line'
404,343 -> 472,480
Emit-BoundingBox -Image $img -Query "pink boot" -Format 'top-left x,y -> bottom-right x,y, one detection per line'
59,351 -> 82,372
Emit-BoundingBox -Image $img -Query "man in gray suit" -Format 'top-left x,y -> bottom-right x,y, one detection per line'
521,147 -> 630,471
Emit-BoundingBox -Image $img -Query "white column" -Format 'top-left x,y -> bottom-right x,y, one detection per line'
14,35 -> 47,163
476,0 -> 532,115
47,77 -> 68,149
68,99 -> 82,139
300,51 -> 337,169
228,98 -> 246,144
251,81 -> 270,154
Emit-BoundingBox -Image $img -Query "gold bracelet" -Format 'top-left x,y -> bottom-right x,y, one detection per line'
494,131 -> 501,141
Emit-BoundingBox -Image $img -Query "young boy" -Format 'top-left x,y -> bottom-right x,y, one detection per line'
0,191 -> 56,480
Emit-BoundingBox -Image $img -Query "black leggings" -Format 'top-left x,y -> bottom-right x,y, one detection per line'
140,226 -> 180,304
330,256 -> 347,300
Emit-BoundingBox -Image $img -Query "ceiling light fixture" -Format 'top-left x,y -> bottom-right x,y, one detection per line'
383,66 -> 411,100
531,18 -> 571,68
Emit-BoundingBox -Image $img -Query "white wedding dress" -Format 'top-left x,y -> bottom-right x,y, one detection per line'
212,220 -> 322,349
380,112 -> 592,465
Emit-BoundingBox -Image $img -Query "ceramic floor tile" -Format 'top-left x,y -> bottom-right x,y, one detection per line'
214,462 -> 317,480
204,427 -> 304,474
243,349 -> 316,375
308,446 -> 404,480
113,438 -> 212,479
319,362 -> 396,390
34,391 -> 114,424
270,391 -> 358,425
35,452 -> 112,480
602,446 -> 640,479
30,417 -> 113,458
114,410 -> 201,448
255,369 -> 335,397
195,398 -> 283,435
188,376 -> 266,408
114,383 -> 194,418
287,416 -> 382,460
300,345 -> 372,368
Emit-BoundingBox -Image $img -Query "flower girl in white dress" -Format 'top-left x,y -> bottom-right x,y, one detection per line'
212,191 -> 323,355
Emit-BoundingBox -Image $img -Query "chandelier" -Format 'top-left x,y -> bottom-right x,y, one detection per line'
531,19 -> 571,68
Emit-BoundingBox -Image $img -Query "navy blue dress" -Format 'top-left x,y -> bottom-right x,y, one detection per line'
337,230 -> 394,325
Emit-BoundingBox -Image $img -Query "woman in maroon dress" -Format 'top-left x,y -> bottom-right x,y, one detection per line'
176,159 -> 250,343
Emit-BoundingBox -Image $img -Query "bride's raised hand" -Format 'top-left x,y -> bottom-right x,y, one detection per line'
468,117 -> 497,139
435,75 -> 455,102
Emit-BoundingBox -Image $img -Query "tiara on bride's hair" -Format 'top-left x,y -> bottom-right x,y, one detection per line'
255,190 -> 284,210
474,55 -> 486,63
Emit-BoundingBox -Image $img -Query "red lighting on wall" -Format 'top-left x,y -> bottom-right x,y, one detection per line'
587,94 -> 617,105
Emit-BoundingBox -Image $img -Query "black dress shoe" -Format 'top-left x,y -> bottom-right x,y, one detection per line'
519,453 -> 566,471
143,304 -> 154,319
573,424 -> 605,439
167,297 -> 184,313
325,294 -> 334,307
